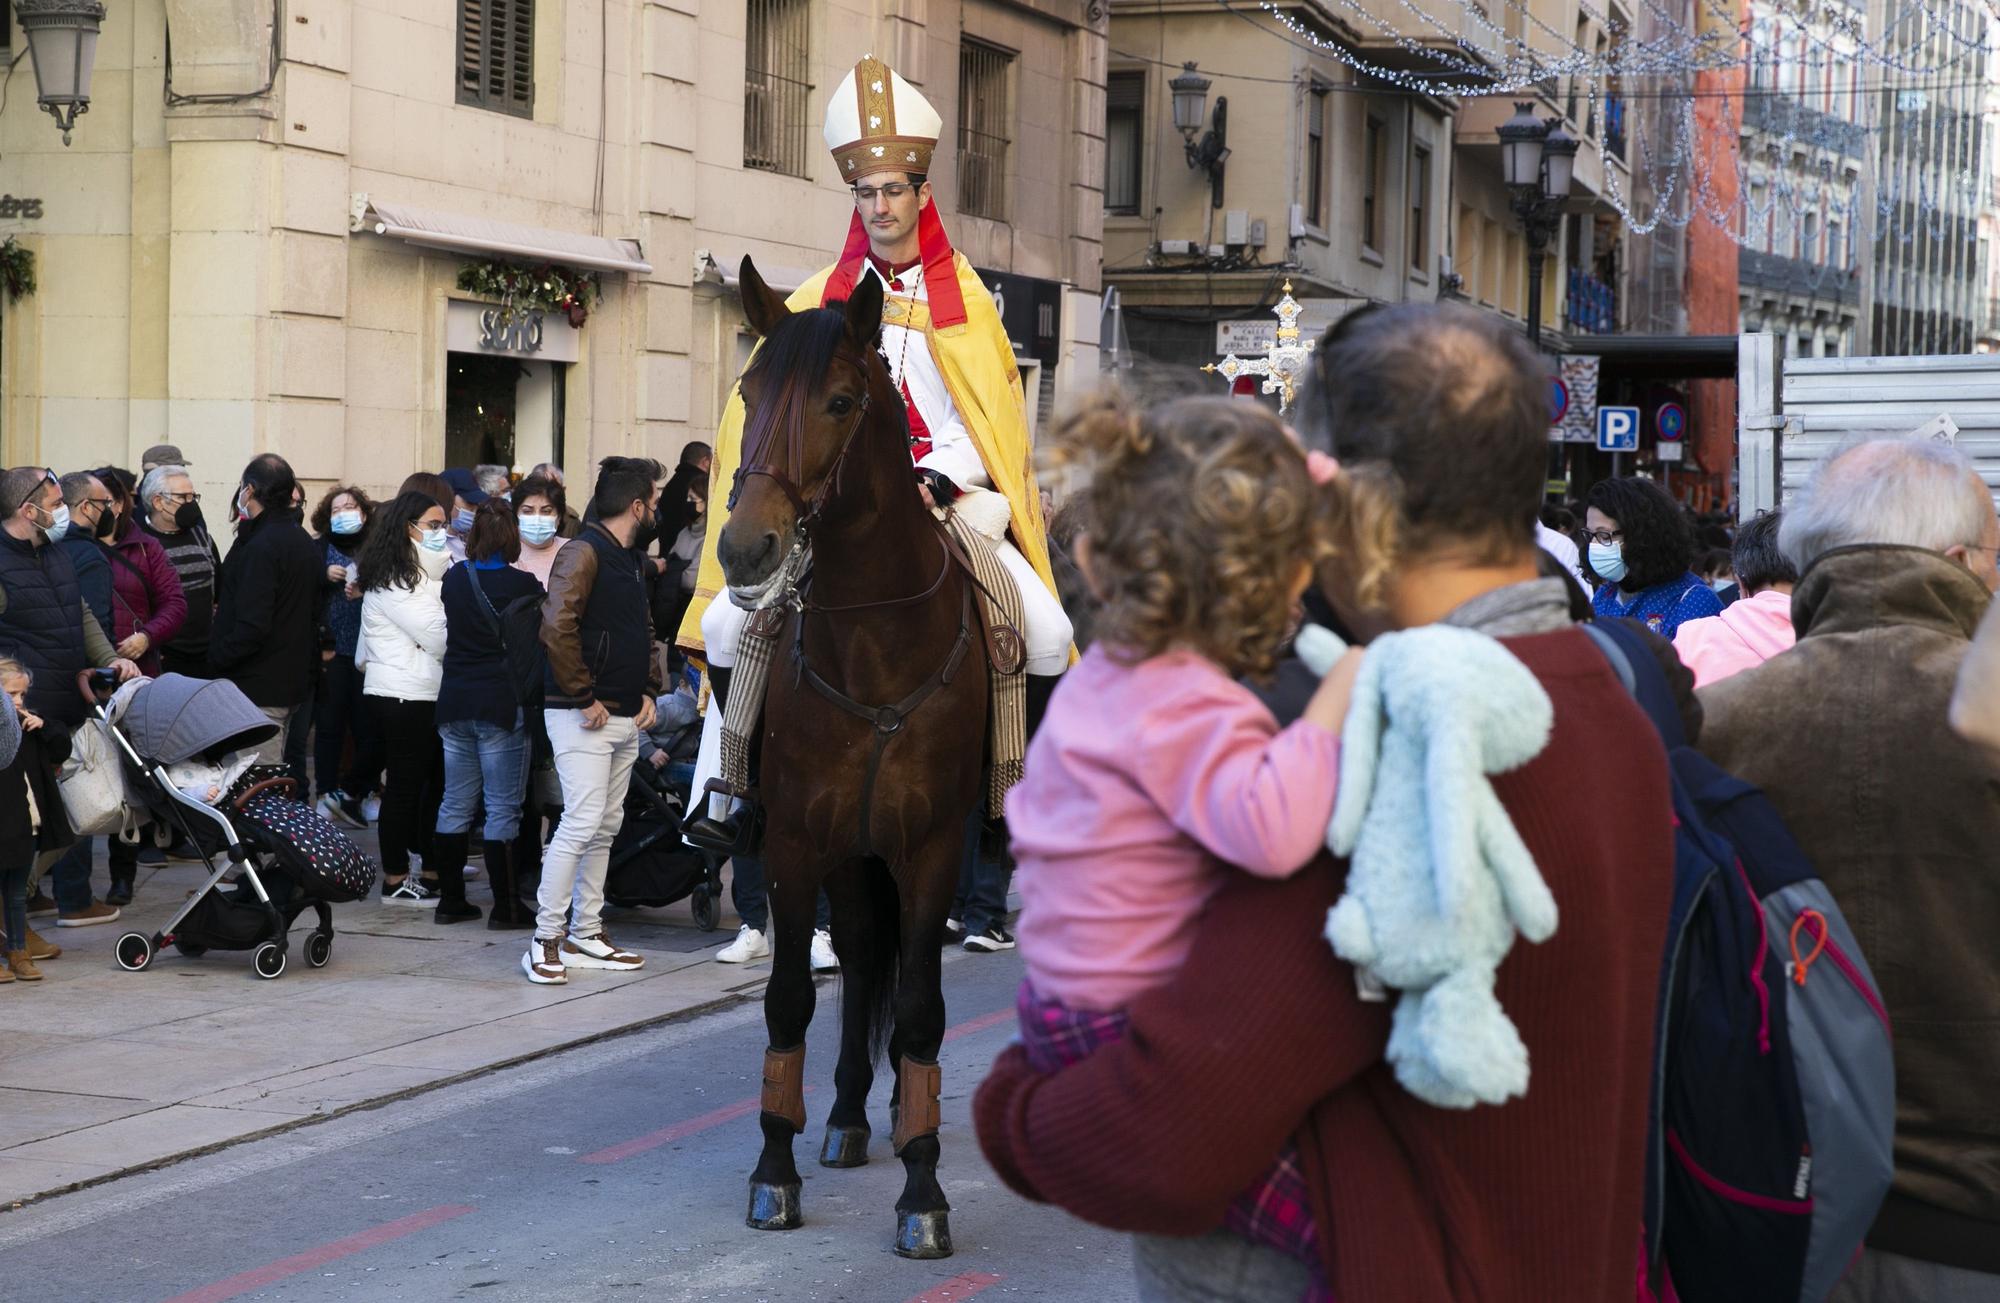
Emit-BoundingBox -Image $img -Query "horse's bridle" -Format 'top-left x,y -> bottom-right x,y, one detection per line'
729,353 -> 873,538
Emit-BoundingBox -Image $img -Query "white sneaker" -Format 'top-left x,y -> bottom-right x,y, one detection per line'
810,929 -> 839,973
560,931 -> 644,971
523,937 -> 567,984
716,924 -> 769,963
361,794 -> 383,823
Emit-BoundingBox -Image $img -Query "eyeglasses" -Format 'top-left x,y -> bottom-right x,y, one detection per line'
161,491 -> 200,504
84,497 -> 114,510
1583,528 -> 1625,546
852,183 -> 916,204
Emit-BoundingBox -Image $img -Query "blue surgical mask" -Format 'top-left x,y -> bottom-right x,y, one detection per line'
1588,540 -> 1628,584
415,525 -> 449,553
452,508 -> 476,534
519,516 -> 559,546
41,503 -> 70,543
331,510 -> 363,536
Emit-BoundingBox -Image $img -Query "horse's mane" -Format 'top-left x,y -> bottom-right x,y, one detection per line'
744,304 -> 862,396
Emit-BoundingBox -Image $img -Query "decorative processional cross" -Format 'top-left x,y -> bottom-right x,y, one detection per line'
1203,280 -> 1316,415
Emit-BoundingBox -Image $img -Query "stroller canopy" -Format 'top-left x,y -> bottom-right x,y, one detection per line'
118,674 -> 278,764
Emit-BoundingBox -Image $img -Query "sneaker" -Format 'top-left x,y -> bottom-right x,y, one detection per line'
5,951 -> 43,981
361,794 -> 383,824
164,837 -> 205,863
56,901 -> 121,928
136,845 -> 167,866
24,928 -> 59,961
810,929 -> 840,972
384,877 -> 435,904
317,790 -> 368,830
561,932 -> 644,971
963,924 -> 1016,954
523,937 -> 567,985
715,924 -> 770,964
462,864 -> 482,879
943,916 -> 965,945
26,891 -> 55,917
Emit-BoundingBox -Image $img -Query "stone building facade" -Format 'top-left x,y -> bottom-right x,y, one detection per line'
0,0 -> 1105,509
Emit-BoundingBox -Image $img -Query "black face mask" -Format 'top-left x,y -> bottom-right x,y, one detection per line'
95,510 -> 117,540
630,507 -> 659,554
173,501 -> 205,532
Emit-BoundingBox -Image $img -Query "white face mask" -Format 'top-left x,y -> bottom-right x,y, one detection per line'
519,516 -> 559,546
414,524 -> 448,554
330,510 -> 363,536
1588,540 -> 1628,584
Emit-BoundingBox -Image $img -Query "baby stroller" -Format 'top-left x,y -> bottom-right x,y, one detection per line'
90,672 -> 377,980
599,702 -> 725,928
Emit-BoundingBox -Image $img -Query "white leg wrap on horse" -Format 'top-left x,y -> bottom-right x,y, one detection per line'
994,540 -> 1074,675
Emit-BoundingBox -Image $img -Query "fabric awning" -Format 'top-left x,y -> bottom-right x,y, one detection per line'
355,198 -> 651,276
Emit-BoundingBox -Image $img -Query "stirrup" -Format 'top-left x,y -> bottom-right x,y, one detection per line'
681,780 -> 765,857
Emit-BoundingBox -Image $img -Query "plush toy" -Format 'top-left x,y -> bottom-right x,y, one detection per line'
1296,623 -> 1558,1109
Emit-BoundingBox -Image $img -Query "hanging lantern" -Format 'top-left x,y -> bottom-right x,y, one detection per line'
17,0 -> 108,146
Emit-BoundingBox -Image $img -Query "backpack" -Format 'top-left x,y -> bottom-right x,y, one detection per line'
1580,618 -> 1895,1303
467,563 -> 546,705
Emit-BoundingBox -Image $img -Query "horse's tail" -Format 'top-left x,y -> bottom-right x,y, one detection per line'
857,857 -> 902,1067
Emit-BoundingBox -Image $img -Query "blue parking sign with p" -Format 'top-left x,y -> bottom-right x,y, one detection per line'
1597,405 -> 1640,453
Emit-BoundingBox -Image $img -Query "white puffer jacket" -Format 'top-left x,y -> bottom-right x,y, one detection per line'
357,548 -> 449,702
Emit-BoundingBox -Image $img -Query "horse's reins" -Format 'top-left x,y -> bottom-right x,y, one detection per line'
730,337 -> 974,858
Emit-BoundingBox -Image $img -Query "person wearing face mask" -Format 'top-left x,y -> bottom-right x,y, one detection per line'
1582,476 -> 1723,639
356,492 -> 453,901
1704,438 -> 2000,1302
510,475 -> 566,588
208,454 -> 323,773
437,468 -> 488,565
137,462 -> 222,680
54,473 -> 116,639
308,485 -> 383,830
0,467 -> 142,929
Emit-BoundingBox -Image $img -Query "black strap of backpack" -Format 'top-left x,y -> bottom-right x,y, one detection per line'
465,563 -> 507,644
1579,618 -> 1687,750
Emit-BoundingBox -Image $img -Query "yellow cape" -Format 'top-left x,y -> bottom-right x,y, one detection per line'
678,254 -> 1057,653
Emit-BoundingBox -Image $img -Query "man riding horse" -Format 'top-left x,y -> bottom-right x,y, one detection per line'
680,53 -> 1072,806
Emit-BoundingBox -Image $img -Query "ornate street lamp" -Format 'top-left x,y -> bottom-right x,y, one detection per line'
1170,61 -> 1229,209
1499,103 -> 1578,349
17,0 -> 108,146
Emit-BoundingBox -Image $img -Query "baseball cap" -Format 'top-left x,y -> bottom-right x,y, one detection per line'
438,467 -> 489,506
141,444 -> 191,470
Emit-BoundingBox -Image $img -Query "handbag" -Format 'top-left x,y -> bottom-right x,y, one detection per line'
58,718 -> 139,838
467,563 -> 547,705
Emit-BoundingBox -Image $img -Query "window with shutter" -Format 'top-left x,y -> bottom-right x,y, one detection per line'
1104,71 -> 1143,215
457,0 -> 534,119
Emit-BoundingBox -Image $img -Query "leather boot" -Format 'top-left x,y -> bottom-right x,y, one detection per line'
484,839 -> 536,930
430,832 -> 481,924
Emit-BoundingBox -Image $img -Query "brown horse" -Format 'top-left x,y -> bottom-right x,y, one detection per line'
716,256 -> 988,1259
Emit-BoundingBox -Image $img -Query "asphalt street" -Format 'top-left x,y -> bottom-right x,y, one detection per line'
0,946 -> 1136,1303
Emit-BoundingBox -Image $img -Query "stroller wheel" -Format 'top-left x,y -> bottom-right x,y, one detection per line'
305,932 -> 333,968
691,889 -> 722,932
115,932 -> 155,972
252,942 -> 287,980
172,939 -> 209,958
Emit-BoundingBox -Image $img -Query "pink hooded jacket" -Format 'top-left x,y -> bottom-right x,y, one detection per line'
1672,588 -> 1797,689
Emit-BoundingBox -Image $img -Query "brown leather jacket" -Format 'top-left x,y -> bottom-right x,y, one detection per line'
540,523 -> 662,715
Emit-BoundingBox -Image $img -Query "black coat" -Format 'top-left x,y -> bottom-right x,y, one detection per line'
0,720 -> 75,857
209,511 -> 323,707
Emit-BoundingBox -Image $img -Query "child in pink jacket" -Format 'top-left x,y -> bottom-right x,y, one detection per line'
1673,510 -> 1798,689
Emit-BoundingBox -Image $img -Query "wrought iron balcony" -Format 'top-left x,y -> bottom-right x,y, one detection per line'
1739,248 -> 1859,304
1566,267 -> 1617,334
1739,93 -> 1868,160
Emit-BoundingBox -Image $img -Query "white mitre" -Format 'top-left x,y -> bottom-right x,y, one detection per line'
824,54 -> 942,179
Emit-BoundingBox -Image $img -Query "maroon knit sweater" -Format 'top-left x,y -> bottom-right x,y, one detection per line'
975,629 -> 1675,1303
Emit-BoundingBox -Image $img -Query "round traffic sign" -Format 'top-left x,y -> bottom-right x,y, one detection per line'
1656,401 -> 1686,442
1550,376 -> 1570,426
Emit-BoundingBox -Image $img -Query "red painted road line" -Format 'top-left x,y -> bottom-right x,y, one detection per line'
941,1008 -> 1014,1043
578,1094 -> 769,1164
903,1271 -> 1005,1303
158,1204 -> 476,1303
580,1005 -> 1013,1165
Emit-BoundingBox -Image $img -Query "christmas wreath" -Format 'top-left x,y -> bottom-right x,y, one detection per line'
455,259 -> 601,327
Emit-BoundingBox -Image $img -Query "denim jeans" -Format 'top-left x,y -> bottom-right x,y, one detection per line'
536,710 -> 639,941
48,839 -> 94,913
951,811 -> 1013,934
1132,1230 -> 1311,1303
728,854 -> 830,935
437,716 -> 530,842
2,857 -> 31,950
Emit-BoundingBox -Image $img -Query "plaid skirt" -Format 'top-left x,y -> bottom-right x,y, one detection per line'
1016,979 -> 1332,1302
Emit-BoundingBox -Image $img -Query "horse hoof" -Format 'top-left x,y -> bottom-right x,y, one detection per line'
893,1209 -> 954,1259
746,1181 -> 803,1230
819,1124 -> 870,1168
